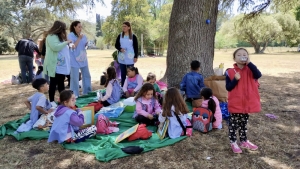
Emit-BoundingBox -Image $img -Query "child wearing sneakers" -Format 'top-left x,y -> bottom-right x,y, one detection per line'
226,48 -> 262,153
180,60 -> 205,103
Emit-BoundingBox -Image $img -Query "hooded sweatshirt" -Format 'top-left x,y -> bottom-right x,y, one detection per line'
54,105 -> 84,132
201,96 -> 222,128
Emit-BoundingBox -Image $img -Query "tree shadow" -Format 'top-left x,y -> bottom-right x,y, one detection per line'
0,72 -> 299,168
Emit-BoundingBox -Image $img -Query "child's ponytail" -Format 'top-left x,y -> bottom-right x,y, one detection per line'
133,67 -> 139,74
200,87 -> 216,122
104,67 -> 117,87
208,97 -> 216,122
127,66 -> 139,74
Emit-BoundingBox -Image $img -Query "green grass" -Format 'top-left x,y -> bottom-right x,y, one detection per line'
0,48 -> 299,169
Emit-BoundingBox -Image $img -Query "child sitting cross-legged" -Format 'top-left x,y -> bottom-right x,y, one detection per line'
146,72 -> 163,105
200,87 -> 222,129
123,66 -> 143,98
146,72 -> 161,94
48,90 -> 97,143
16,78 -> 53,132
159,87 -> 190,139
133,83 -> 162,126
99,67 -> 122,107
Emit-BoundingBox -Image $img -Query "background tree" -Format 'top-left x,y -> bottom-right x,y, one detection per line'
215,32 -> 237,50
0,0 -> 103,42
0,36 -> 10,55
96,14 -> 103,37
274,12 -> 300,47
220,14 -> 282,54
102,0 -> 152,54
149,3 -> 172,55
296,5 -> 300,21
162,0 -> 299,87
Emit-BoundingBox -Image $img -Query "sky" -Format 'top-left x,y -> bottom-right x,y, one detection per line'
75,0 -> 241,23
75,0 -> 112,23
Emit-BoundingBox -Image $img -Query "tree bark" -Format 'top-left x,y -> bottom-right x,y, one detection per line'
254,45 -> 261,54
162,0 -> 219,88
259,42 -> 268,53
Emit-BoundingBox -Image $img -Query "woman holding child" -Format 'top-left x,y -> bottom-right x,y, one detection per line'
115,21 -> 139,87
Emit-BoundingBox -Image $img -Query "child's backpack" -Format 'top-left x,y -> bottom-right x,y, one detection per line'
96,114 -> 119,134
192,107 -> 213,133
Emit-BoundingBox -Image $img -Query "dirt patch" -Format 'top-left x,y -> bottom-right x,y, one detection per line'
0,50 -> 300,168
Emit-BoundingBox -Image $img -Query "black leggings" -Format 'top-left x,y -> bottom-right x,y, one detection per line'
228,113 -> 249,143
135,115 -> 158,126
49,73 -> 66,102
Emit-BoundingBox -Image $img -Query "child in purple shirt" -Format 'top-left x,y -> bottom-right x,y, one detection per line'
48,90 -> 96,143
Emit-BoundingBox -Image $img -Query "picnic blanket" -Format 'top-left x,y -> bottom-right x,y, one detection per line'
0,91 -> 193,162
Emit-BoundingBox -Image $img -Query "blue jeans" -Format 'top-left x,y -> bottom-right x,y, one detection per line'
70,66 -> 92,97
119,63 -> 134,87
18,55 -> 33,83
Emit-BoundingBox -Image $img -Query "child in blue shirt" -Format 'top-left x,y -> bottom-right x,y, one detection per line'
16,78 -> 53,132
180,60 -> 205,102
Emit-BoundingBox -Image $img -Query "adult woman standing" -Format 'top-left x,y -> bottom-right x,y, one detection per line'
115,21 -> 138,86
68,21 -> 92,98
44,21 -> 72,102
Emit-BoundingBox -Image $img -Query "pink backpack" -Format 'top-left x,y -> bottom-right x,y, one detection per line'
96,114 -> 119,134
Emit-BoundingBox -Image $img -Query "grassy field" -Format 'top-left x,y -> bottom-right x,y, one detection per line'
0,48 -> 299,169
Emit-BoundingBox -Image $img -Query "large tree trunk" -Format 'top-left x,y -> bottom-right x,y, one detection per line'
259,42 -> 268,53
254,45 -> 261,54
162,0 -> 219,88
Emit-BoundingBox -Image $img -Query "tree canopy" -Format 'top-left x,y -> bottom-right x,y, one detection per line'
0,0 -> 102,42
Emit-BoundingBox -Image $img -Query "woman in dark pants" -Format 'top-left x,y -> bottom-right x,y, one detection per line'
44,21 -> 72,102
115,21 -> 138,87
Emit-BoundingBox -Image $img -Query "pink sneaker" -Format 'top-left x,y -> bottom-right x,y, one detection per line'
240,140 -> 258,151
230,142 -> 242,153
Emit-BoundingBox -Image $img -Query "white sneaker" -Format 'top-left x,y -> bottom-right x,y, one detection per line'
50,101 -> 57,108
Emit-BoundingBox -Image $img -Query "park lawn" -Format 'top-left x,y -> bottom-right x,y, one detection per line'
0,48 -> 299,168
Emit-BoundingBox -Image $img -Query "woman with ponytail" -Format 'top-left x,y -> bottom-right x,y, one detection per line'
200,87 -> 222,129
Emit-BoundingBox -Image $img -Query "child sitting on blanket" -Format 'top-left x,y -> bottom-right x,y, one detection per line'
146,72 -> 163,106
159,88 -> 190,139
123,66 -> 143,98
16,78 -> 53,132
146,72 -> 161,94
180,60 -> 205,103
99,67 -> 122,107
200,87 -> 222,129
48,90 -> 97,143
133,83 -> 162,126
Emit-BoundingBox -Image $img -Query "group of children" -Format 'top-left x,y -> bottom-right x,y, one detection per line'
21,48 -> 262,154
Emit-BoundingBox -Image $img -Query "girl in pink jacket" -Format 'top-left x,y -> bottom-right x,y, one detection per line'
200,87 -> 222,129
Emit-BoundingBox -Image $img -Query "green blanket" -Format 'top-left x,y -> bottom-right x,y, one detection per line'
0,92 -> 192,162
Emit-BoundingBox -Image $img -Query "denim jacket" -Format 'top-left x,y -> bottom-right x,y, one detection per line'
180,71 -> 205,98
